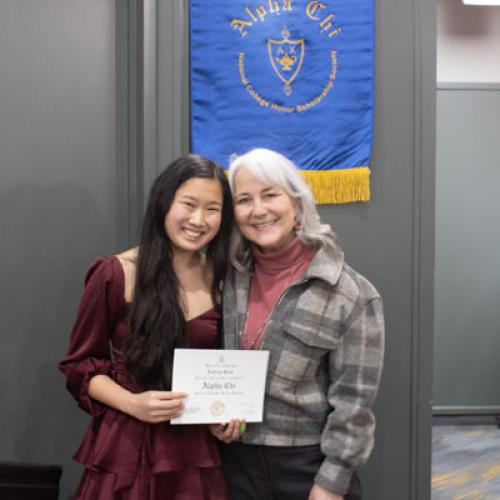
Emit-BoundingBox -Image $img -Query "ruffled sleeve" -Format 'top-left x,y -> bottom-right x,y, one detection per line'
59,257 -> 124,416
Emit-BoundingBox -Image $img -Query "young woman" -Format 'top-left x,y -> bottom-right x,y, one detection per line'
59,155 -> 239,499
212,148 -> 385,500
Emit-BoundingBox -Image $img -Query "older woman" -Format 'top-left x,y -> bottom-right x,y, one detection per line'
211,149 -> 385,500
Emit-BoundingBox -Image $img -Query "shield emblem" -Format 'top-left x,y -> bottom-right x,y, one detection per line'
267,26 -> 305,96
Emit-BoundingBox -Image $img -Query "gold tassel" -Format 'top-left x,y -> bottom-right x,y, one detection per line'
300,167 -> 371,205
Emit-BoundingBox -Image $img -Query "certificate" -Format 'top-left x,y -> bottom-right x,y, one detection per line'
171,349 -> 269,425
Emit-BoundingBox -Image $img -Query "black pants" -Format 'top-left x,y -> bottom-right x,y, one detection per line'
220,442 -> 362,500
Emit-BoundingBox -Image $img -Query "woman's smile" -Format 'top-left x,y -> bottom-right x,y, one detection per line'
252,220 -> 277,230
181,227 -> 206,240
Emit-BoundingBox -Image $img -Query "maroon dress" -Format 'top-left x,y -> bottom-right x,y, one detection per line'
59,257 -> 227,500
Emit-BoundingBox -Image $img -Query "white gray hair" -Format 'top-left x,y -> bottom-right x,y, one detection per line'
228,148 -> 338,270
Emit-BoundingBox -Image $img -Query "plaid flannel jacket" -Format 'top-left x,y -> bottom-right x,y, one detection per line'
222,245 -> 385,494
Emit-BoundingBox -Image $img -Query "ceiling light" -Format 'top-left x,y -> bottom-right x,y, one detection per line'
463,0 -> 500,5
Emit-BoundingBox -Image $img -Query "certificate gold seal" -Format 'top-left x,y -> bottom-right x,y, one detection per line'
210,400 -> 225,417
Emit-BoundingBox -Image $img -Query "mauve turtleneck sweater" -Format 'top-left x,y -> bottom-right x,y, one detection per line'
241,237 -> 316,350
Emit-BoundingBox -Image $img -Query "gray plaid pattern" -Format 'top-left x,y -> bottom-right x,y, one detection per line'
222,246 -> 385,494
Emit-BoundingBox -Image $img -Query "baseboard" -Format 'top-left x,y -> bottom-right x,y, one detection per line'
433,405 -> 500,416
0,463 -> 62,500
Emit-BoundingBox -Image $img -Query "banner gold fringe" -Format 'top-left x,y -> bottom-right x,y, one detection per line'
299,167 -> 371,205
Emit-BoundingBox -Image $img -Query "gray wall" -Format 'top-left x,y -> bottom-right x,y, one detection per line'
434,85 -> 500,414
0,1 -> 122,498
0,1 -> 435,499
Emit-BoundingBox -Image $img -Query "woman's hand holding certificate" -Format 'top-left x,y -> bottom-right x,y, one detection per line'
209,420 -> 245,443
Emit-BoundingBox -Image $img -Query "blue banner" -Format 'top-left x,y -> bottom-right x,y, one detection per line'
190,0 -> 374,203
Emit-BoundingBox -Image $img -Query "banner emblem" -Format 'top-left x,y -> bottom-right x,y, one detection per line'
267,26 -> 304,96
190,0 -> 375,204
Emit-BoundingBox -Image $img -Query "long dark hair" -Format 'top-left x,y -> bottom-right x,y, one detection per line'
124,154 -> 233,390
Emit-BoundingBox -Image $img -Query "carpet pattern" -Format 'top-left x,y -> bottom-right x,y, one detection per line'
432,425 -> 500,499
